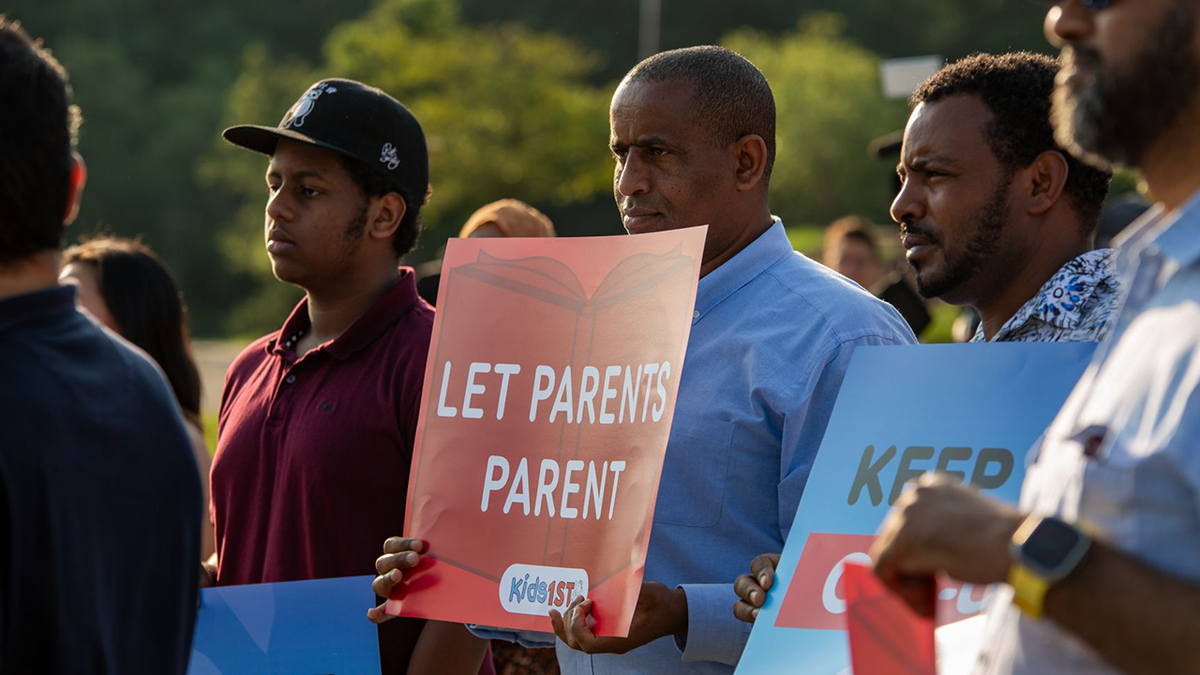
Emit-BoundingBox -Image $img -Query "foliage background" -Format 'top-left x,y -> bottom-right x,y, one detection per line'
11,0 -> 1093,337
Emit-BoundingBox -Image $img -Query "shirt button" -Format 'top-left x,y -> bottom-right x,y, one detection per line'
693,310 -> 700,319
285,374 -> 296,384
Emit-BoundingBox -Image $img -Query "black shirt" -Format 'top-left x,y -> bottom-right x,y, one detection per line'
875,272 -> 931,337
0,286 -> 201,674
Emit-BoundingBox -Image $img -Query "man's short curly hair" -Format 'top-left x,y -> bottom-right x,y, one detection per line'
621,45 -> 776,183
912,52 -> 1111,234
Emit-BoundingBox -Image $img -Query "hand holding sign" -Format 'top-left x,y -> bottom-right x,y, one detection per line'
733,553 -> 780,623
549,582 -> 687,655
871,474 -> 1024,616
368,537 -> 425,624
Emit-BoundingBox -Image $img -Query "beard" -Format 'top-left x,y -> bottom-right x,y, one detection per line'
910,176 -> 1011,300
340,200 -> 370,252
1052,1 -> 1200,169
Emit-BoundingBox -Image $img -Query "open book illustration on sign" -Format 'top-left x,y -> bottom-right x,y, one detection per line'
452,245 -> 697,315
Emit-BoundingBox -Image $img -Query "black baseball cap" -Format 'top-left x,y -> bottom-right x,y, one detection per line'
222,78 -> 428,201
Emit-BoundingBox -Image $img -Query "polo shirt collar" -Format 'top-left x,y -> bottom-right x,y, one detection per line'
693,217 -> 792,322
0,285 -> 77,337
267,268 -> 422,361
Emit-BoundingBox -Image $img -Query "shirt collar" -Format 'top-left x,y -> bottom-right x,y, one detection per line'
1133,188 -> 1200,270
267,268 -> 422,361
694,218 -> 793,322
979,249 -> 1118,342
0,285 -> 78,338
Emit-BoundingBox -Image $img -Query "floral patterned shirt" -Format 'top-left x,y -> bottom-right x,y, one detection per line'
972,249 -> 1123,343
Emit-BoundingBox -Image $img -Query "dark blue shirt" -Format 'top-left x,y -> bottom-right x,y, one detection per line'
0,285 -> 201,674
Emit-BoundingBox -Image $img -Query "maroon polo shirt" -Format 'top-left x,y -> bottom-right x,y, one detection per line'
212,270 -> 491,673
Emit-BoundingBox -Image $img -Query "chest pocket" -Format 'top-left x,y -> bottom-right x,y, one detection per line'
653,412 -> 735,528
1078,429 -> 1144,545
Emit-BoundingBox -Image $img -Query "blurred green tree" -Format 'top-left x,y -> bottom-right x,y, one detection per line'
457,0 -> 1050,82
11,0 -> 1072,338
201,0 -> 613,335
726,16 -> 910,229
12,0 -> 376,335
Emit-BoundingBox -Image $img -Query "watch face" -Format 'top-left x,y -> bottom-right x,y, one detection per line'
1025,517 -> 1083,568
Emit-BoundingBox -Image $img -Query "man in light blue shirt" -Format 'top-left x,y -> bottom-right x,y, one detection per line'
371,46 -> 913,673
547,213 -> 916,671
510,46 -> 914,674
868,1 -> 1200,673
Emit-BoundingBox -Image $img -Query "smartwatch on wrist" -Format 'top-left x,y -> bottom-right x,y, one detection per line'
1007,515 -> 1091,619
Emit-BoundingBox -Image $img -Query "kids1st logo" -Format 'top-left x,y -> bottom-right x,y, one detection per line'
499,564 -> 590,616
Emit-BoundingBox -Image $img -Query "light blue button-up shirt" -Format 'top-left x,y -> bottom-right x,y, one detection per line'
976,190 -> 1200,675
474,220 -> 915,673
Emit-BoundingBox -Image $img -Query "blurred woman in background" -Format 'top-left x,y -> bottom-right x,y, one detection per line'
416,199 -> 557,305
59,236 -> 214,560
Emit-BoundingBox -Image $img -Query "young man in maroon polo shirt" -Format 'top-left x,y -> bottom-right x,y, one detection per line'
213,78 -> 491,674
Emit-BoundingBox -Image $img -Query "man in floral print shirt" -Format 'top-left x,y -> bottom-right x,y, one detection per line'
739,52 -> 1123,629
892,53 -> 1122,343
969,248 -> 1120,342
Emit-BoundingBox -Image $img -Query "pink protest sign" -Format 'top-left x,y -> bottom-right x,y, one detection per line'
387,227 -> 706,637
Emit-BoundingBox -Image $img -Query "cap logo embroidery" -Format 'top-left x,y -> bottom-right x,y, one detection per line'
283,83 -> 338,129
380,142 -> 400,170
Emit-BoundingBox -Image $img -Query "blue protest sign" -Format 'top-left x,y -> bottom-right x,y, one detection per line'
735,343 -> 1095,675
187,575 -> 381,675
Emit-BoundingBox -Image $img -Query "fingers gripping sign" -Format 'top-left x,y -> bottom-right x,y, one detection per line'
549,582 -> 689,655
733,553 -> 780,623
367,537 -> 426,624
549,596 -> 597,652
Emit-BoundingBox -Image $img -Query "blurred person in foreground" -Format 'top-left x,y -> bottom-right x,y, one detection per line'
416,198 -> 555,305
866,2 -> 1200,673
822,215 -> 931,336
215,78 -> 490,674
734,50 -> 1119,629
373,45 -> 915,675
0,16 -> 201,673
59,235 -> 215,560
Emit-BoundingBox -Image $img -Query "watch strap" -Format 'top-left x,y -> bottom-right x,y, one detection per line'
1007,515 -> 1092,619
1007,561 -> 1050,619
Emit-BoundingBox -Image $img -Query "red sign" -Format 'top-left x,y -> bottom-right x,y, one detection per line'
843,562 -> 936,675
387,228 -> 706,636
775,532 -> 996,631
